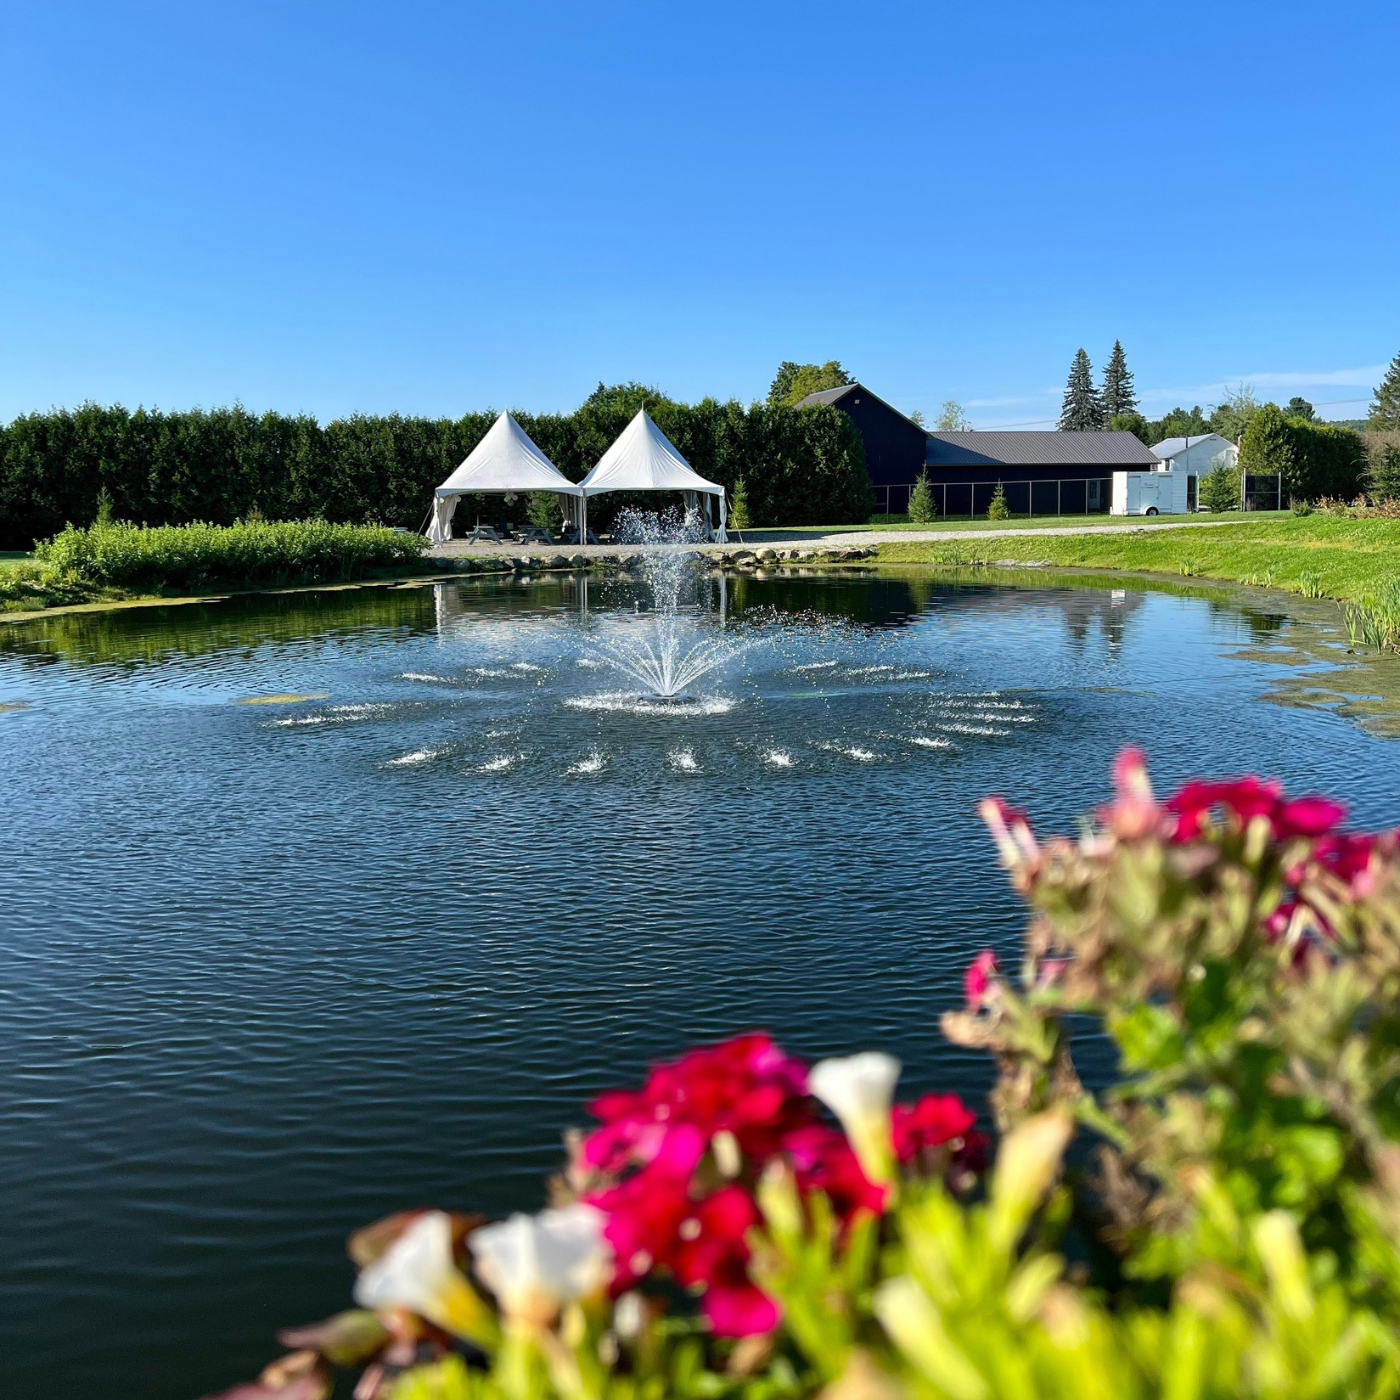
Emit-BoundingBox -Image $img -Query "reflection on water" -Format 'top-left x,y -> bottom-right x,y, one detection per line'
2,568 -> 1399,1400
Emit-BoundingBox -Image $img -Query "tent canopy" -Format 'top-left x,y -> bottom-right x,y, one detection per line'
427,412 -> 580,543
579,411 -> 724,498
435,412 -> 583,498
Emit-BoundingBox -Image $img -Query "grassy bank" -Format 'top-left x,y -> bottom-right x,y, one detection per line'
2,520 -> 429,615
874,515 -> 1400,603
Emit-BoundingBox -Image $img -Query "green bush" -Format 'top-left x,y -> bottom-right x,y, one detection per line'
1200,464 -> 1241,511
33,519 -> 423,591
730,475 -> 752,531
908,469 -> 938,523
987,481 -> 1010,520
1240,405 -> 1367,504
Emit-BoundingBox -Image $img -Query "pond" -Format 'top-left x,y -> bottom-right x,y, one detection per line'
3,565 -> 1398,1398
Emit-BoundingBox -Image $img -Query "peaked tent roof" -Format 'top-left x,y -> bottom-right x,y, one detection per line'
436,412 -> 582,496
579,411 -> 724,496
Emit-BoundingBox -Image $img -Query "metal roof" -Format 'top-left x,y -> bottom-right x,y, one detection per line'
925,431 -> 1160,468
1151,433 -> 1232,459
793,384 -> 860,409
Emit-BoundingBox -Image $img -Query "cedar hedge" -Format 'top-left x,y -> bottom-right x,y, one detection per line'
0,384 -> 873,549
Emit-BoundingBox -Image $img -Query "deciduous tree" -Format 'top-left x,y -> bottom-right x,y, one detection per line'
767,361 -> 852,407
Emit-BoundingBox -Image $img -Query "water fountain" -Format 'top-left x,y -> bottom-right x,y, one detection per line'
589,508 -> 747,703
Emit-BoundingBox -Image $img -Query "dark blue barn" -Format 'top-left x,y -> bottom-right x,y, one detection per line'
798,381 -> 1160,517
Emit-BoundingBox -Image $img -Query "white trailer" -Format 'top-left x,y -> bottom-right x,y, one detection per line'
1110,466 -> 1188,516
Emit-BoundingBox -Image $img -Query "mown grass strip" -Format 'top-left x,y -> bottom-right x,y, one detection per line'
874,516 -> 1400,604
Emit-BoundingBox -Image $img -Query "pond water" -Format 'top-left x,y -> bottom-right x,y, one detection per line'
3,566 -> 1399,1398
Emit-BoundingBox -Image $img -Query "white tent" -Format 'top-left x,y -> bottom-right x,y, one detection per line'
426,412 -> 582,543
578,411 -> 727,542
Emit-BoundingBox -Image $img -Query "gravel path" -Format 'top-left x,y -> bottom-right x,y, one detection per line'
423,517 -> 1238,563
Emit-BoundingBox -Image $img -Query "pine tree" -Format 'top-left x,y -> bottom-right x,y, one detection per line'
908,469 -> 938,523
1059,349 -> 1103,431
729,476 -> 751,533
1370,353 -> 1400,431
987,481 -> 1010,520
1100,341 -> 1137,419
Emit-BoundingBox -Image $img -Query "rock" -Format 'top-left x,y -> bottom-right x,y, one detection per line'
758,549 -> 778,562
547,554 -> 569,570
569,553 -> 587,568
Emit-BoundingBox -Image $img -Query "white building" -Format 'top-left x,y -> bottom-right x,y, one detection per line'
1111,433 -> 1241,516
1152,434 -> 1238,511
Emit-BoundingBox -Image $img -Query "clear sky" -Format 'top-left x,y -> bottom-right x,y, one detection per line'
2,0 -> 1396,428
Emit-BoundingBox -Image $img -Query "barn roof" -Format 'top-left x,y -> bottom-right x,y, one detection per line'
925,431 -> 1160,469
793,382 -> 922,429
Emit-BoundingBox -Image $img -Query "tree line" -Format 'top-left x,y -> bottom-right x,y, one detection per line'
0,382 -> 874,550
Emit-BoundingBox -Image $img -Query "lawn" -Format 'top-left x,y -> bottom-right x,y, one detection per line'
752,511 -> 1283,535
873,515 -> 1400,603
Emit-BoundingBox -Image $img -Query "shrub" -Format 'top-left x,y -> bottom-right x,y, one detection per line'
907,469 -> 938,523
526,492 -> 563,533
33,519 -> 423,592
987,481 -> 1010,520
1200,463 -> 1241,511
1241,405 -> 1367,504
207,752 -> 1400,1400
730,475 -> 752,531
1291,498 -> 1314,516
1368,432 -> 1400,499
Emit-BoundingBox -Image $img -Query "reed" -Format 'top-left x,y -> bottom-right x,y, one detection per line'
30,519 -> 424,594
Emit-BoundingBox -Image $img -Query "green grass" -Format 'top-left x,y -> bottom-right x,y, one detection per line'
873,515 -> 1400,603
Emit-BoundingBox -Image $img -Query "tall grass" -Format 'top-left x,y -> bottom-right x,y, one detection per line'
1342,580 -> 1400,655
33,519 -> 424,592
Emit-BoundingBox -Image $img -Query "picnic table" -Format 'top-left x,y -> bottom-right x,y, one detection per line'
462,525 -> 505,544
516,527 -> 556,545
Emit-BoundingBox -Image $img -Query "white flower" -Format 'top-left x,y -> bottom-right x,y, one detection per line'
809,1051 -> 901,1185
469,1204 -> 612,1324
353,1210 -> 487,1340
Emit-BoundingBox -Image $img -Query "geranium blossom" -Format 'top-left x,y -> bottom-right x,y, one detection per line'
578,1034 -> 977,1337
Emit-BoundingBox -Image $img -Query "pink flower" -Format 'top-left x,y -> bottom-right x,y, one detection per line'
702,1259 -> 781,1337
784,1123 -> 889,1219
980,796 -> 1040,867
590,1131 -> 704,1288
964,950 -> 999,1010
1274,795 -> 1348,839
1102,746 -> 1160,837
582,1034 -> 812,1175
892,1094 -> 976,1162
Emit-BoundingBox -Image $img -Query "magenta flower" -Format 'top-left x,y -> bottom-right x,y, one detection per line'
964,950 -> 999,1010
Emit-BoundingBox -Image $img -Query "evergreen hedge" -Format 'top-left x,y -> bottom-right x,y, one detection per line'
0,386 -> 873,549
1239,404 -> 1367,503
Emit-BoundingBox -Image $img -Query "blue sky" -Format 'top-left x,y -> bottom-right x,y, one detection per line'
2,0 -> 1396,428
